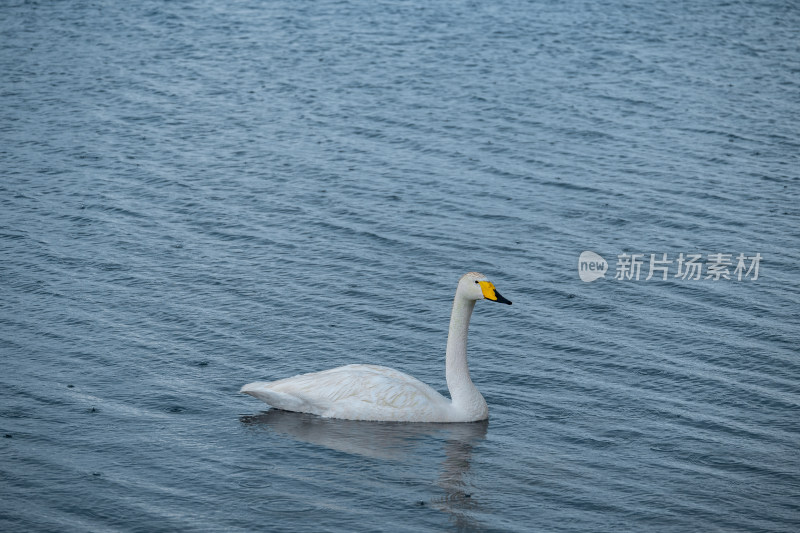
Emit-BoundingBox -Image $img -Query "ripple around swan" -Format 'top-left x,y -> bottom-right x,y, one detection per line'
2,0 -> 800,531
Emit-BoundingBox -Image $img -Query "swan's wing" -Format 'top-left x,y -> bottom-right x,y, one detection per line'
241,364 -> 451,422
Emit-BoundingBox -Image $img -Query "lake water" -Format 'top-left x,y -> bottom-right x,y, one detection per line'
1,0 -> 799,531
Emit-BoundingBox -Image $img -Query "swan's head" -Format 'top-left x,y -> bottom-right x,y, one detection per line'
458,272 -> 512,305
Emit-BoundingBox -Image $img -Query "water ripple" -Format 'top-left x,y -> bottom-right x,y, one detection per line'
2,0 -> 799,532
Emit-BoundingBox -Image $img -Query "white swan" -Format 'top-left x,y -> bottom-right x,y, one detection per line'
240,272 -> 512,422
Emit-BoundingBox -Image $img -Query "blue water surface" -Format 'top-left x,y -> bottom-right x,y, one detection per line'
2,0 -> 799,531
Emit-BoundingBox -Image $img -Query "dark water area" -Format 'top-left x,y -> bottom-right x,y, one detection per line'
2,0 -> 799,531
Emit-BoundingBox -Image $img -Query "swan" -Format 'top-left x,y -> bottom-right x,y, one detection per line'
240,272 -> 512,422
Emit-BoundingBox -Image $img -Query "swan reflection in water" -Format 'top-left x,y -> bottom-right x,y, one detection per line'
240,409 -> 488,528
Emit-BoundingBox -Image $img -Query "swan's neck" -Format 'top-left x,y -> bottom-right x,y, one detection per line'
446,294 -> 488,420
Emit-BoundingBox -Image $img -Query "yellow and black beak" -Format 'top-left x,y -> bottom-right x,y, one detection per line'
478,281 -> 512,305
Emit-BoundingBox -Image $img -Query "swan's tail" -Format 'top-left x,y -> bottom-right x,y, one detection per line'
240,381 -> 308,412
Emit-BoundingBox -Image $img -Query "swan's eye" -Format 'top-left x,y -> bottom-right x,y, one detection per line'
474,280 -> 479,284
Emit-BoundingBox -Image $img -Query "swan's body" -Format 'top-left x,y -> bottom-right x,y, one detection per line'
241,272 -> 511,422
